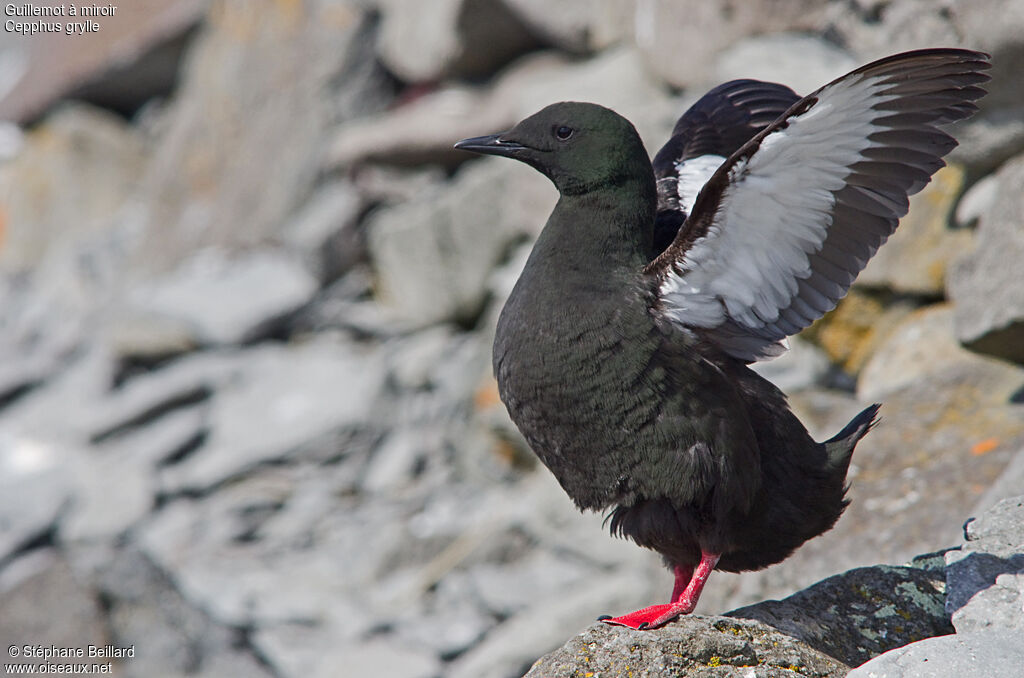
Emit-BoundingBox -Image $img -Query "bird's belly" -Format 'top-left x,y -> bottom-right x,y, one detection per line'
494,310 -> 662,509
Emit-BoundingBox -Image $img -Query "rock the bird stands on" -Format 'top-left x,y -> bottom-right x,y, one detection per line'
455,49 -> 990,630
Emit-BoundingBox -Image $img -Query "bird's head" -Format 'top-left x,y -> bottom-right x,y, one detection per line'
454,102 -> 650,196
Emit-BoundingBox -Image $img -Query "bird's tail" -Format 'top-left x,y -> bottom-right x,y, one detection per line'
824,403 -> 881,473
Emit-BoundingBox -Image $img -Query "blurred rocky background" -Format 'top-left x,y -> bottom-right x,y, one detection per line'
0,1 -> 1021,677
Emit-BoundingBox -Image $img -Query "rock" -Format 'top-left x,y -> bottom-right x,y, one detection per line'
731,562 -> 952,668
837,361 -> 1024,571
0,103 -> 144,272
366,157 -> 553,326
504,0 -> 596,52
751,337 -> 831,394
159,338 -> 388,492
94,546 -> 274,678
129,2 -> 386,275
973,447 -> 1024,515
945,495 -> 1024,633
857,305 -> 994,402
948,154 -> 1024,364
263,632 -> 441,678
125,248 -> 319,346
0,551 -> 107,669
801,288 -> 918,376
526,556 -> 952,678
947,0 -> 1024,111
859,165 -> 973,296
278,181 -> 364,284
325,47 -> 674,170
101,308 -> 198,364
375,0 -> 538,82
526,615 -> 847,677
633,0 -> 830,89
62,406 -> 208,542
948,108 -> 1024,178
0,0 -> 206,122
846,631 -> 1024,678
453,571 -> 658,678
0,433 -> 73,560
713,33 -> 857,96
955,174 -> 999,229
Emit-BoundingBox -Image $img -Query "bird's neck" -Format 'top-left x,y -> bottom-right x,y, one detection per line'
537,174 -> 658,278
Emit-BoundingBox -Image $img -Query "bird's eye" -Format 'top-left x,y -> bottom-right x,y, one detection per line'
554,125 -> 575,141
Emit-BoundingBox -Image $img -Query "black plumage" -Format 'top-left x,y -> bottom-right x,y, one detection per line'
454,49 -> 990,629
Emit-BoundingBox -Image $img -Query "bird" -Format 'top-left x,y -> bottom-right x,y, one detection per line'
454,48 -> 990,630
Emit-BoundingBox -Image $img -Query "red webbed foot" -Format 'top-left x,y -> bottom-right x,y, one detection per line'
598,602 -> 694,629
599,552 -> 720,631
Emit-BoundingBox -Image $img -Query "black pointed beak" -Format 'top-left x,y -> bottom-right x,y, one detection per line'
453,133 -> 527,157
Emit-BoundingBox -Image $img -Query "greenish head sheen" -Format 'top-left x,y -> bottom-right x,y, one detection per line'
495,102 -> 650,196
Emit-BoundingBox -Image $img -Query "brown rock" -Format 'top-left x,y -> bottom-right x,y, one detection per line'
801,288 -> 918,376
857,304 -> 997,401
859,165 -> 974,296
0,104 -> 144,272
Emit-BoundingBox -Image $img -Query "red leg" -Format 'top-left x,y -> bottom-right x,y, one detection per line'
600,552 -> 720,630
669,563 -> 694,602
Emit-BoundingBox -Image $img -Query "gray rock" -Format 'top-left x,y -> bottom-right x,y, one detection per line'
376,0 -> 537,82
750,337 -> 831,394
634,0 -> 830,89
94,546 -> 274,678
159,339 -> 387,492
859,164 -> 973,295
945,495 -> 1024,632
714,33 -> 856,97
525,615 -> 846,678
948,154 -> 1024,363
955,174 -> 999,229
0,434 -> 77,561
278,181 -> 364,284
731,563 -> 952,668
0,551 -> 107,668
367,157 -> 553,327
452,571 -> 658,678
948,107 -> 1024,178
326,47 -> 674,170
261,632 -> 441,678
62,406 -> 208,542
526,558 -> 952,678
128,3 -> 385,275
504,0 -> 596,52
126,248 -> 318,346
846,631 -> 1024,678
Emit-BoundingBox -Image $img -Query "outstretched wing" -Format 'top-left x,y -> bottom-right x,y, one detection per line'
647,48 -> 990,362
651,80 -> 800,254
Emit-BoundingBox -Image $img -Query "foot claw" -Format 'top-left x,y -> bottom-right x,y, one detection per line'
596,615 -> 612,621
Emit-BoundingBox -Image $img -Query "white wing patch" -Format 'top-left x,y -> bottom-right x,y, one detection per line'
675,154 -> 726,216
660,72 -> 892,332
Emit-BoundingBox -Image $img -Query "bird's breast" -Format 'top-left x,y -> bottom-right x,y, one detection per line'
493,275 -> 666,507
